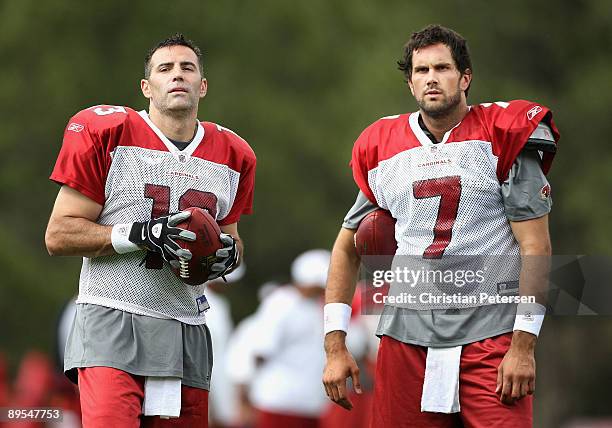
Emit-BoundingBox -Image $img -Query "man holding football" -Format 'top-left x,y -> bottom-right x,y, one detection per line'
45,34 -> 256,427
323,25 -> 558,427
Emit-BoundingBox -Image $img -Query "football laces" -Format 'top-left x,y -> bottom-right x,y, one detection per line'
179,257 -> 190,279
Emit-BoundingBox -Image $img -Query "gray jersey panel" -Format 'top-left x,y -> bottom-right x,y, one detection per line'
375,304 -> 515,347
342,191 -> 379,229
64,303 -> 212,390
502,150 -> 552,221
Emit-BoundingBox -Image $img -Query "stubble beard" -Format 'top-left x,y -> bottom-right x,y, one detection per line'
154,93 -> 197,119
417,86 -> 462,119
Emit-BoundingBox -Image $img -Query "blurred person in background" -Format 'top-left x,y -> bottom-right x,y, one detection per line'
323,24 -> 559,427
45,33 -> 255,427
206,264 -> 246,428
5,351 -> 54,428
249,250 -> 330,428
225,281 -> 281,428
56,296 -> 77,368
2,349 -> 81,428
53,295 -> 82,425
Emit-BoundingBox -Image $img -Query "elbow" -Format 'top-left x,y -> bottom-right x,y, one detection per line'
347,244 -> 361,266
45,233 -> 59,256
45,225 -> 63,256
520,240 -> 552,257
334,234 -> 360,267
544,241 -> 552,256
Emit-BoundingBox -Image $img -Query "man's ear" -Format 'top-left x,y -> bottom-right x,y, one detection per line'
141,79 -> 151,99
460,69 -> 472,92
199,78 -> 208,98
408,78 -> 415,96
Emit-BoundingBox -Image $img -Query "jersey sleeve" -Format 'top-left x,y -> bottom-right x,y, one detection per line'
485,100 -> 560,182
342,191 -> 379,229
218,140 -> 256,226
501,150 -> 552,221
49,108 -> 118,205
350,123 -> 380,204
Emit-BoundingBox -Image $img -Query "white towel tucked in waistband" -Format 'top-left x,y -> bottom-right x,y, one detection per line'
143,377 -> 181,418
421,346 -> 462,413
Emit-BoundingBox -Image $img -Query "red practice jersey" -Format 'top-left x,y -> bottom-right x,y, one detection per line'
351,100 -> 559,309
51,105 -> 256,324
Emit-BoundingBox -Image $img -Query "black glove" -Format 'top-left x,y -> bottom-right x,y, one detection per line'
208,233 -> 240,280
129,211 -> 196,263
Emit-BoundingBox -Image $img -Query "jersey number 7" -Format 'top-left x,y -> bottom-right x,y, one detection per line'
413,176 -> 461,259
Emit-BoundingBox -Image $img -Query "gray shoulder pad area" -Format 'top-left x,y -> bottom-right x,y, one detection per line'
502,150 -> 552,221
525,122 -> 556,153
342,191 -> 378,229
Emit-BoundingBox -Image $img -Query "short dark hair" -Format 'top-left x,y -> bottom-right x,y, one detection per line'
144,33 -> 204,78
398,25 -> 472,96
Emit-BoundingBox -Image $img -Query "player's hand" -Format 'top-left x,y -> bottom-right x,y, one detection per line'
129,211 -> 196,262
207,233 -> 239,280
323,333 -> 362,411
496,331 -> 537,405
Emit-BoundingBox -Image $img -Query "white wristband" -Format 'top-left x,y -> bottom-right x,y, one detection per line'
111,223 -> 140,254
324,303 -> 352,335
513,302 -> 546,337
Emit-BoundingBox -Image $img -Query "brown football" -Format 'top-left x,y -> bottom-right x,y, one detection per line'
172,207 -> 224,285
355,209 -> 397,271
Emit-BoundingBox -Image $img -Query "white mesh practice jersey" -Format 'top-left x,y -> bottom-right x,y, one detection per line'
351,100 -> 559,309
51,105 -> 256,324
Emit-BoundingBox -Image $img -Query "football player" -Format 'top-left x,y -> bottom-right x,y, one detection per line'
250,250 -> 331,428
323,25 -> 558,427
45,33 -> 256,427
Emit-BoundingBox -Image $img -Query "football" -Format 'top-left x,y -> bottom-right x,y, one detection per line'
355,209 -> 397,271
172,207 -> 224,285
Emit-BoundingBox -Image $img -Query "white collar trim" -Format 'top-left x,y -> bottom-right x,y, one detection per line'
409,111 -> 433,146
138,110 -> 205,162
408,108 -> 471,147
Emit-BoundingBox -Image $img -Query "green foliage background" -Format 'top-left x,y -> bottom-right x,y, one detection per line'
0,1 -> 611,426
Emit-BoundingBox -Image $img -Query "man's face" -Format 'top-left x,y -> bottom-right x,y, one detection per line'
141,45 -> 207,115
408,43 -> 471,118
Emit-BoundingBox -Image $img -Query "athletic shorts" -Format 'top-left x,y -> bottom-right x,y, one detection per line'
78,367 -> 208,427
370,333 -> 533,428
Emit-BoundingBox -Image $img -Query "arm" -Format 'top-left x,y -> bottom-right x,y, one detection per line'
325,228 -> 361,330
322,227 -> 362,410
496,214 -> 551,404
510,214 -> 551,306
45,185 -> 112,257
45,185 -> 194,262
